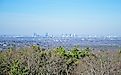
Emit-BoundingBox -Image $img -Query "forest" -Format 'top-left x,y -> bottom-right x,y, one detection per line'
0,45 -> 121,75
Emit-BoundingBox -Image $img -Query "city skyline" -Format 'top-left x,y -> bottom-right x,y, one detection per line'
0,0 -> 121,36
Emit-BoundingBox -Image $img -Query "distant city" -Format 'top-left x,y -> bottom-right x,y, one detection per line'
0,33 -> 121,38
0,33 -> 121,51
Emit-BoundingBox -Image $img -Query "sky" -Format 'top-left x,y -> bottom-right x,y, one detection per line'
0,0 -> 121,36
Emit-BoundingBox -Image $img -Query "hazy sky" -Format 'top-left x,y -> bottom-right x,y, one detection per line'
0,0 -> 121,36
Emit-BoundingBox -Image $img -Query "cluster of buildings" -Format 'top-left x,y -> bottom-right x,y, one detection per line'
0,34 -> 121,51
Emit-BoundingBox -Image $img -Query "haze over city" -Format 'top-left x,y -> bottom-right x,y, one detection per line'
1,1 -> 121,75
0,0 -> 121,36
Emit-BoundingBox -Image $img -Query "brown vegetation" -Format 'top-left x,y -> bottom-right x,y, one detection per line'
0,46 -> 121,75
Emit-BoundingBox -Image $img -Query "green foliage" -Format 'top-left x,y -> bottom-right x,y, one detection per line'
119,49 -> 121,54
69,47 -> 90,59
79,49 -> 90,58
31,45 -> 40,52
0,52 -> 8,75
70,48 -> 80,59
0,46 -> 121,75
10,60 -> 29,75
56,46 -> 66,56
